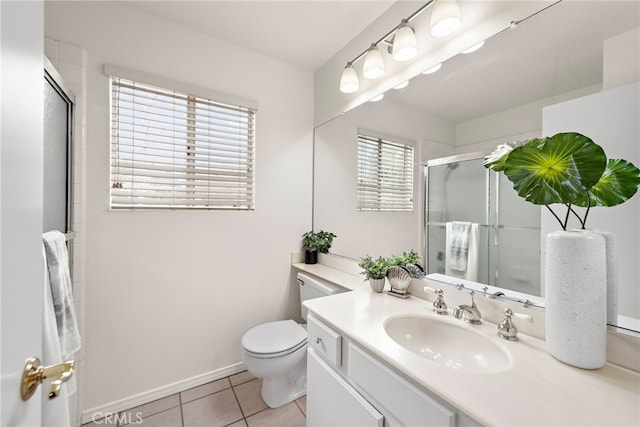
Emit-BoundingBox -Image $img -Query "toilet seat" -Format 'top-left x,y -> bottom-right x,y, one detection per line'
242,320 -> 307,359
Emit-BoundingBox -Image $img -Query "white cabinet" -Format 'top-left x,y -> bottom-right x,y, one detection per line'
307,347 -> 384,427
349,344 -> 455,427
306,315 -> 481,427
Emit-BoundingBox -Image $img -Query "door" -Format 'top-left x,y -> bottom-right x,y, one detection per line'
1,1 -> 45,426
307,348 -> 383,427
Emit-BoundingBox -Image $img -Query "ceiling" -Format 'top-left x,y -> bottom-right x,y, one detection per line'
385,0 -> 640,123
121,0 -> 395,71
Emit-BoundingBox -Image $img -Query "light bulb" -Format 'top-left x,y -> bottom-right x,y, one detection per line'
422,63 -> 442,75
339,63 -> 359,93
430,0 -> 461,38
393,81 -> 409,90
363,44 -> 385,79
461,40 -> 485,54
392,20 -> 418,62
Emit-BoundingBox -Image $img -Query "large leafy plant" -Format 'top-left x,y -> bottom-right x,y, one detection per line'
484,132 -> 640,230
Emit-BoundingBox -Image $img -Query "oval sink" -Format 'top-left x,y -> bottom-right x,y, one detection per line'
384,315 -> 511,373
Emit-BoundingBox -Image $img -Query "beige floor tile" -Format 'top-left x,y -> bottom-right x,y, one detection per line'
182,389 -> 243,427
233,379 -> 267,417
245,402 -> 305,427
136,407 -> 182,427
294,395 -> 306,415
226,420 -> 248,427
181,378 -> 231,403
229,371 -> 256,386
120,394 -> 181,421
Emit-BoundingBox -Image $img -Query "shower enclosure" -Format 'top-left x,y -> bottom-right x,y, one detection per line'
424,152 -> 542,296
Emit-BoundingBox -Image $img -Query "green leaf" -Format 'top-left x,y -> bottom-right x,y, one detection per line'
573,159 -> 640,207
503,133 -> 606,205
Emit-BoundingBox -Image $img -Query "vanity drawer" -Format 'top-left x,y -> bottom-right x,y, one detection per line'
349,343 -> 455,427
307,314 -> 342,367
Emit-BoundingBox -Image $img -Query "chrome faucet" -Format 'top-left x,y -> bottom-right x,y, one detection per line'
452,291 -> 481,324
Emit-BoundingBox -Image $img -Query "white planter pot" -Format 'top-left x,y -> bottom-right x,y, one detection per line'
545,230 -> 607,369
369,278 -> 386,293
596,231 -> 618,325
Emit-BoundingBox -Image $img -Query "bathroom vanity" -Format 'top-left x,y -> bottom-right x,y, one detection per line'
299,267 -> 640,426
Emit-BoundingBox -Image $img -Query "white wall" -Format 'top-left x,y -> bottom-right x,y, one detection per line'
314,98 -> 454,260
45,1 -> 314,416
603,28 -> 640,90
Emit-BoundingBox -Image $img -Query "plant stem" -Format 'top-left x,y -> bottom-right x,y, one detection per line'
562,203 -> 572,230
546,205 -> 566,231
566,204 -> 586,229
582,194 -> 592,229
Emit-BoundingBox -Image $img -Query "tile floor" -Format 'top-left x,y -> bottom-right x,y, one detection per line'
83,371 -> 306,427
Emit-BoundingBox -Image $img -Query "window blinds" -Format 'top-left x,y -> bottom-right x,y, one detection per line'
110,77 -> 256,210
357,134 -> 414,211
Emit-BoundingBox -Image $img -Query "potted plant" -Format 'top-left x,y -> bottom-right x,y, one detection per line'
388,249 -> 422,269
302,230 -> 337,264
358,255 -> 389,293
484,131 -> 640,369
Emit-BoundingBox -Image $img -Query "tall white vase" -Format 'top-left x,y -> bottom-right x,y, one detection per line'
597,231 -> 618,325
545,230 -> 607,369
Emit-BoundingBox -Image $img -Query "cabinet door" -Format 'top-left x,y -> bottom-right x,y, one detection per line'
307,348 -> 383,427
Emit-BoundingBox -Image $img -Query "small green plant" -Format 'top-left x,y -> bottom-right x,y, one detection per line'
302,230 -> 337,253
358,255 -> 389,280
389,249 -> 422,267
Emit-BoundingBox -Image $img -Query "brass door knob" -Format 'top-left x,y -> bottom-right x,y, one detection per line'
21,357 -> 75,401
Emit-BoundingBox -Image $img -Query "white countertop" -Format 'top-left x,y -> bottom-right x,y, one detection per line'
304,290 -> 640,426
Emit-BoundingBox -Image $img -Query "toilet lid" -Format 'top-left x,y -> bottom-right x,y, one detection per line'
242,320 -> 306,355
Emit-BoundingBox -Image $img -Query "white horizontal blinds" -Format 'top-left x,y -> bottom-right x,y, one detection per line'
110,77 -> 255,209
357,134 -> 414,211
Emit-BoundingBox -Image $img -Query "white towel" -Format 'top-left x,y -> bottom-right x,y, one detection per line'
42,231 -> 81,360
42,244 -> 71,427
445,222 -> 479,281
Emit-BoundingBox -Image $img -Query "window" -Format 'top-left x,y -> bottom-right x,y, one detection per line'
109,74 -> 256,210
357,134 -> 414,211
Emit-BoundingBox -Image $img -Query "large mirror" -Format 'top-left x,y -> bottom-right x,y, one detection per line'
313,1 -> 640,331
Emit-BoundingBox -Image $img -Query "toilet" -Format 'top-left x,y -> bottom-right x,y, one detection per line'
241,272 -> 347,408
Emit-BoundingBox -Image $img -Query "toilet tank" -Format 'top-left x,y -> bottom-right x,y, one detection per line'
297,272 -> 348,320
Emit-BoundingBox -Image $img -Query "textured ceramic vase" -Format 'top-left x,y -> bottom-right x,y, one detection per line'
369,278 -> 386,293
596,231 -> 618,325
545,230 -> 607,369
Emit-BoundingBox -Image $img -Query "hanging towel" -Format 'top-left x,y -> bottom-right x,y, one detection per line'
43,231 -> 81,361
42,244 -> 71,427
445,222 -> 480,281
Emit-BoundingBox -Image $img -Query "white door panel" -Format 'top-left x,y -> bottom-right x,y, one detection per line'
1,1 -> 45,426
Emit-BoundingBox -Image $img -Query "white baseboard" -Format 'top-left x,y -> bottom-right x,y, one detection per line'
80,362 -> 246,424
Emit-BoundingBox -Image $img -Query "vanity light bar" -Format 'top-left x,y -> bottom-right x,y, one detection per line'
340,0 -> 439,93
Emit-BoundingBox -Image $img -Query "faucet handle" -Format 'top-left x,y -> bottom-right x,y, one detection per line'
497,308 -> 533,341
424,286 -> 448,315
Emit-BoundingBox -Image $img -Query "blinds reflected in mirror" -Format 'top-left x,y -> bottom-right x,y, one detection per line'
110,76 -> 256,210
357,134 -> 414,211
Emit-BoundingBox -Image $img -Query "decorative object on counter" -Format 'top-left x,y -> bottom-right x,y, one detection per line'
358,255 -> 389,293
384,250 -> 423,298
497,308 -> 534,341
386,266 -> 413,298
302,230 -> 337,265
485,132 -> 640,369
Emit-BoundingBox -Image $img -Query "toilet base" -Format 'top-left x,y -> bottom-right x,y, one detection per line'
260,356 -> 307,408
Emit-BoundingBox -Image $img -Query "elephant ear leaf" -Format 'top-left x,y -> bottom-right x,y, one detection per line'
503,132 -> 607,205
573,159 -> 640,207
